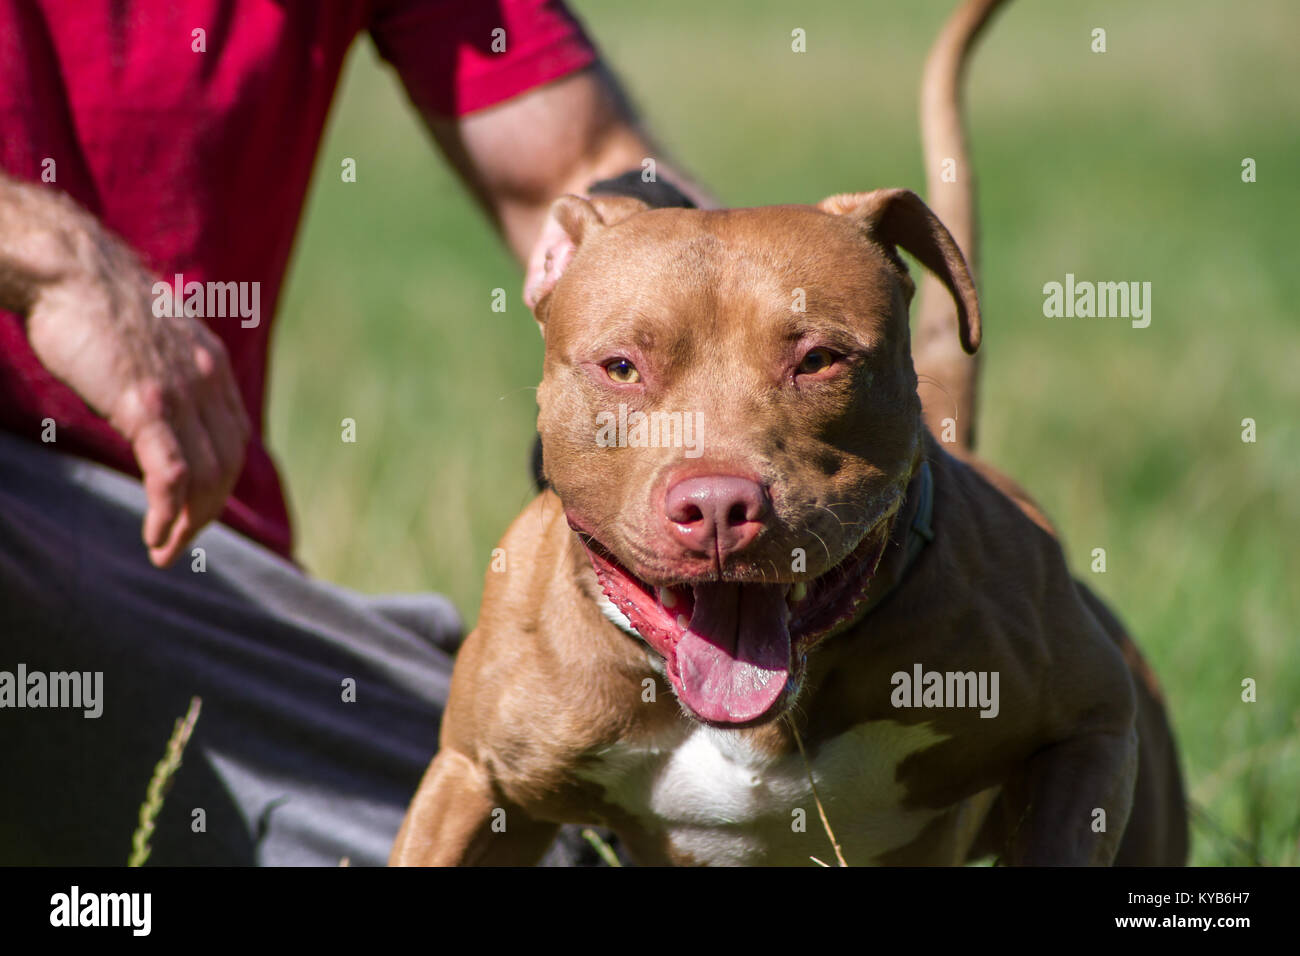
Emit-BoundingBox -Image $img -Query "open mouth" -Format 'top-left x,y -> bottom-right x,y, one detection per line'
574,519 -> 894,727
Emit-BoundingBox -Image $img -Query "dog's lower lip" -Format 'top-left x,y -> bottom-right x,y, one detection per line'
576,520 -> 890,647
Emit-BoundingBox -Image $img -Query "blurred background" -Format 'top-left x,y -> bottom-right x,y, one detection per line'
267,0 -> 1299,865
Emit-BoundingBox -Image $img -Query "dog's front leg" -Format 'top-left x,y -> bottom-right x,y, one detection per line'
389,749 -> 558,866
1003,729 -> 1139,865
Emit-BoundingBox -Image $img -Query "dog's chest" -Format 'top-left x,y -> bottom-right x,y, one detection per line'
578,719 -> 978,866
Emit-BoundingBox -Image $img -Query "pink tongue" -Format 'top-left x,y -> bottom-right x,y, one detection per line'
676,583 -> 791,724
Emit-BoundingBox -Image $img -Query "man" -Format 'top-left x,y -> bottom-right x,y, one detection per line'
0,0 -> 707,865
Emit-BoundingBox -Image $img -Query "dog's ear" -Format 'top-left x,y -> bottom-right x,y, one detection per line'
524,194 -> 650,323
817,188 -> 980,354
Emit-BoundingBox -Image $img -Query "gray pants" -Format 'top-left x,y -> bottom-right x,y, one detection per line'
0,432 -> 591,866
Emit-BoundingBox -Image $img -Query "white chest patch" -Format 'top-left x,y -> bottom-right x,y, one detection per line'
578,718 -> 974,866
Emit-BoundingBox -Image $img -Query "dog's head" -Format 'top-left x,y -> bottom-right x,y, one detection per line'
527,189 -> 979,727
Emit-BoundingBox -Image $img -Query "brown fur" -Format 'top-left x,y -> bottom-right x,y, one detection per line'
391,196 -> 1186,866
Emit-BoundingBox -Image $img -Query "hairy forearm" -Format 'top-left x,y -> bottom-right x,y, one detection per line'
0,172 -> 79,315
496,124 -> 648,261
0,170 -> 250,568
429,64 -> 715,265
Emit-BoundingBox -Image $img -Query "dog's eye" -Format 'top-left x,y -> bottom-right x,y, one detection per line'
605,358 -> 641,384
797,348 -> 836,375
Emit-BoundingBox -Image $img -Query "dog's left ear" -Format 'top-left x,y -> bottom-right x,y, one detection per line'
818,189 -> 980,354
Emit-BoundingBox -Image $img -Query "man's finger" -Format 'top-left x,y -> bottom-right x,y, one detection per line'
134,418 -> 190,552
174,405 -> 224,527
146,408 -> 221,568
198,391 -> 248,502
149,504 -> 199,568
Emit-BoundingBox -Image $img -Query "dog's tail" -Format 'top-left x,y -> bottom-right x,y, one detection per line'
914,0 -> 1009,452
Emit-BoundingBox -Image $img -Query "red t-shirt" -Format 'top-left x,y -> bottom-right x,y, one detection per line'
0,0 -> 597,558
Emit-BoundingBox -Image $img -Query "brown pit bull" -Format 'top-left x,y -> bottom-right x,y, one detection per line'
391,0 -> 1187,867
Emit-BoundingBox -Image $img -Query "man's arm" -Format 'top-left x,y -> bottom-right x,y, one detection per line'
423,64 -> 715,299
0,173 -> 250,568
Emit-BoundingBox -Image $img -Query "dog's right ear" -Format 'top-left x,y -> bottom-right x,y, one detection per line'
524,195 -> 649,325
818,189 -> 981,354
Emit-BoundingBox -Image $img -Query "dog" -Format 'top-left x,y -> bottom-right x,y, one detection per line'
391,0 -> 1187,866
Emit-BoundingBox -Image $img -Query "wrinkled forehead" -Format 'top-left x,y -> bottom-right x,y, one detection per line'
545,206 -> 904,349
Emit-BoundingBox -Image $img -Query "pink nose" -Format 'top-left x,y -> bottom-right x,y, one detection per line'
664,476 -> 770,559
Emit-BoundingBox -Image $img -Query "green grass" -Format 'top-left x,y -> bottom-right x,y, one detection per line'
266,0 -> 1300,865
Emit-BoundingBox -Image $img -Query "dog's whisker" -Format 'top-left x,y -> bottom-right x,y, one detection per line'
764,557 -> 781,584
496,385 -> 540,402
805,527 -> 833,564
915,373 -> 958,423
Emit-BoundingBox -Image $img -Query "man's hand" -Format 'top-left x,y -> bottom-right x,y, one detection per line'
0,177 -> 250,568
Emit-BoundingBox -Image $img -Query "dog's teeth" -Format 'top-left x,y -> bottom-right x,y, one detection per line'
791,582 -> 808,602
659,587 -> 677,609
676,614 -> 690,631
